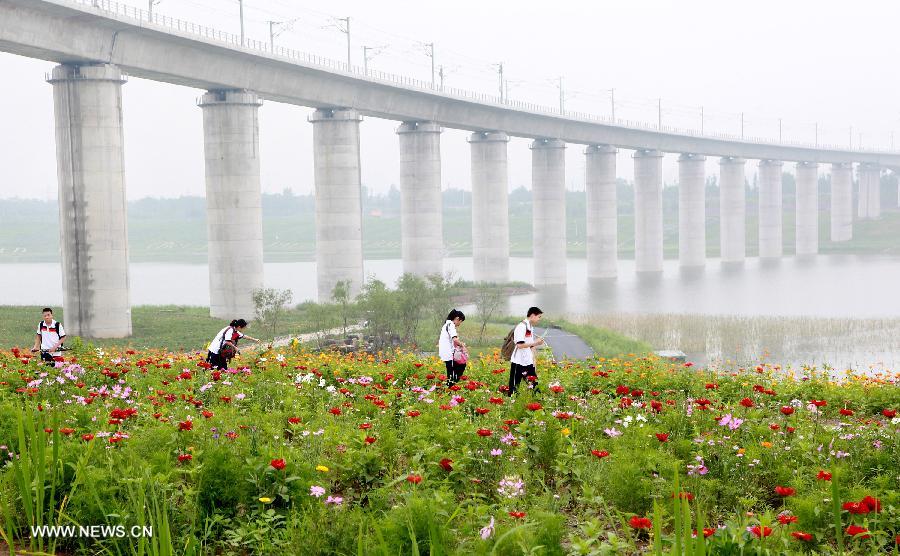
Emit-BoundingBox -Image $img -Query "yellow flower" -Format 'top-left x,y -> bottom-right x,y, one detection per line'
561,428 -> 571,437
259,497 -> 272,504
316,465 -> 330,473
760,441 -> 773,448
737,448 -> 745,455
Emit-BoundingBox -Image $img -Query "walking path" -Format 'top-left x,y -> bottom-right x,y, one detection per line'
536,326 -> 594,360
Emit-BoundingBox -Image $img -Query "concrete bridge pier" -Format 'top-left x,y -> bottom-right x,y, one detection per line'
795,161 -> 819,255
585,144 -> 617,279
830,163 -> 853,242
857,163 -> 880,219
531,138 -> 567,285
758,160 -> 783,258
48,63 -> 131,338
199,90 -> 264,319
634,149 -> 664,273
677,153 -> 706,267
397,121 -> 443,277
469,131 -> 510,283
719,157 -> 746,263
310,108 -> 364,301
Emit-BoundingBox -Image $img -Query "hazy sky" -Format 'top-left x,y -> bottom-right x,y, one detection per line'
1,0 -> 898,200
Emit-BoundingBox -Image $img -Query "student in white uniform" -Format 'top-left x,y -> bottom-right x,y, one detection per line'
507,307 -> 544,395
438,309 -> 467,386
206,318 -> 260,369
31,307 -> 66,365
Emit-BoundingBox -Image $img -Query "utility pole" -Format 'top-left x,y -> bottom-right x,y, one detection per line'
438,65 -> 444,91
338,17 -> 351,70
558,76 -> 564,114
497,63 -> 504,101
238,0 -> 245,47
269,21 -> 278,52
425,43 -> 435,88
363,46 -> 371,75
657,98 -> 662,130
700,106 -> 704,135
148,0 -> 159,22
610,88 -> 615,122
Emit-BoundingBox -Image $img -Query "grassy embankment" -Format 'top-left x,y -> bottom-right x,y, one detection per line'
0,305 -> 648,358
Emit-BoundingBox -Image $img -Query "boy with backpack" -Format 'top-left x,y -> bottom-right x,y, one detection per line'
31,307 -> 66,365
502,307 -> 544,395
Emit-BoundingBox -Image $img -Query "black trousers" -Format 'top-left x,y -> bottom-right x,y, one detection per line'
207,351 -> 227,370
507,363 -> 538,395
444,360 -> 465,386
40,351 -> 55,365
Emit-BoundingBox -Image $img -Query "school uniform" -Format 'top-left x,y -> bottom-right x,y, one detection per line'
507,320 -> 538,394
207,326 -> 244,370
438,320 -> 465,385
36,319 -> 66,363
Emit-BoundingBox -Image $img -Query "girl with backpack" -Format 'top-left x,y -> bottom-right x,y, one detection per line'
206,319 -> 260,369
439,309 -> 467,386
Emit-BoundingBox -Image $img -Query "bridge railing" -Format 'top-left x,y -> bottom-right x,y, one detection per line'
63,0 -> 898,155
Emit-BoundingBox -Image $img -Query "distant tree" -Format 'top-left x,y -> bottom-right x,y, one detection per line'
331,279 -> 355,337
473,283 -> 506,344
252,287 -> 294,340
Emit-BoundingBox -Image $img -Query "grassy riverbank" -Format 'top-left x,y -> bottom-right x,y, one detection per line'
0,305 -> 647,358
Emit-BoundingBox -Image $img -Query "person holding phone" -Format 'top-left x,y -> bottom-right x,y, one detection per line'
32,307 -> 66,365
206,319 -> 260,370
507,307 -> 544,395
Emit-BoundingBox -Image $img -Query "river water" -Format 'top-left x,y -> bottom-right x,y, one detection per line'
3,255 -> 899,369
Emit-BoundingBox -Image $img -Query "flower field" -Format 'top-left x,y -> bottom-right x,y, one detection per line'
1,345 -> 899,555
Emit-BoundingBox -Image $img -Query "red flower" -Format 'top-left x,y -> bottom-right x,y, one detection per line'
359,422 -> 372,430
845,525 -> 869,539
882,408 -> 897,419
439,458 -> 453,472
476,429 -> 492,437
842,502 -> 870,514
616,385 -> 630,395
749,526 -> 772,538
406,410 -> 421,417
839,408 -> 854,416
770,424 -> 780,430
177,420 -> 193,432
778,514 -> 798,525
81,433 -> 94,442
59,427 -> 75,436
526,402 -> 542,411
475,407 -> 490,415
549,385 -> 564,393
406,474 -> 422,484
739,397 -> 754,408
705,383 -> 718,390
791,531 -> 813,541
329,407 -> 342,416
270,458 -> 286,470
672,492 -> 694,501
655,433 -> 669,443
816,470 -> 832,481
178,453 -> 193,463
810,399 -> 827,407
288,417 -> 301,425
489,397 -> 504,405
861,496 -> 881,513
629,516 -> 652,530
780,406 -> 795,416
202,410 -> 214,419
774,486 -> 796,497
508,511 -> 526,519
701,528 -> 716,538
591,449 -> 610,459
364,436 -> 377,444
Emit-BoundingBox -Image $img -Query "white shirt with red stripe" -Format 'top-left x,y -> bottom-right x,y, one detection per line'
36,319 -> 66,355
